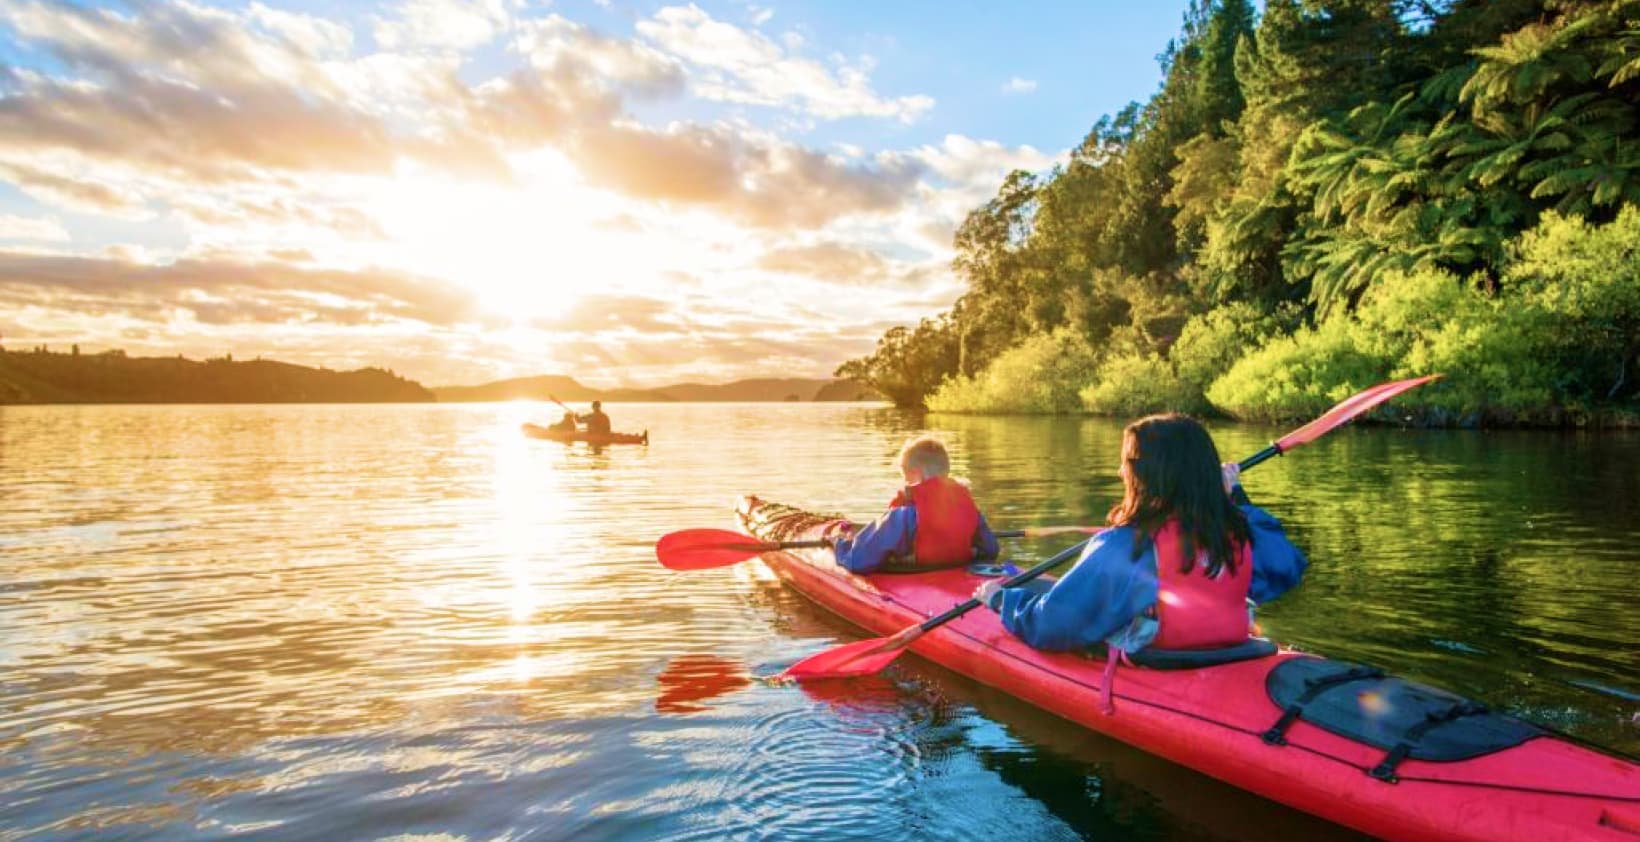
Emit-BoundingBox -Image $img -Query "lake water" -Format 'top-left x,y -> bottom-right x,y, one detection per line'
2,402 -> 1635,840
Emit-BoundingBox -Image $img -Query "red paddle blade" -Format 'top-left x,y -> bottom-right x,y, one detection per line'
778,636 -> 908,681
1275,374 -> 1441,452
655,528 -> 777,570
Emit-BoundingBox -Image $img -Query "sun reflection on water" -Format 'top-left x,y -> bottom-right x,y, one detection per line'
491,406 -> 564,687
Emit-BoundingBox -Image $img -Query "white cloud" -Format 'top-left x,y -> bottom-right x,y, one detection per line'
749,5 -> 774,26
636,4 -> 933,122
247,3 -> 353,57
373,0 -> 511,52
0,214 -> 69,242
1002,76 -> 1038,94
910,134 -> 1057,190
511,16 -> 685,96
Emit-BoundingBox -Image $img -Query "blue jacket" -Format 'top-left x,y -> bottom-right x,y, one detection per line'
987,492 -> 1307,653
833,506 -> 1001,574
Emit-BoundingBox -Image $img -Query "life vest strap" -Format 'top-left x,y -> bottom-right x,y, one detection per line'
1099,644 -> 1132,716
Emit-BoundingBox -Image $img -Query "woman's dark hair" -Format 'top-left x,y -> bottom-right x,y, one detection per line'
1107,414 -> 1250,576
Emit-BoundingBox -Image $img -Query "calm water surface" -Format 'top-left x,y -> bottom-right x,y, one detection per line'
2,403 -> 1635,840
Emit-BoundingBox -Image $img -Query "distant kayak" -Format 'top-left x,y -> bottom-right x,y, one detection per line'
735,495 -> 1640,842
521,423 -> 648,445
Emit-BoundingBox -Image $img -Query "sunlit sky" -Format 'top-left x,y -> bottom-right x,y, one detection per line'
0,0 -> 1190,387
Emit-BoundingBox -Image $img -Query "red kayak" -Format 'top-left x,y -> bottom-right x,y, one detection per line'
521,423 -> 648,445
736,496 -> 1640,842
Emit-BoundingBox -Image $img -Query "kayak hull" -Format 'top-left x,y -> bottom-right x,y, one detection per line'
521,423 -> 648,445
735,496 -> 1639,842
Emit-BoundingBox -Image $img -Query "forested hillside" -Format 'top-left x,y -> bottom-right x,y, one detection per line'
838,0 -> 1639,426
0,348 -> 433,404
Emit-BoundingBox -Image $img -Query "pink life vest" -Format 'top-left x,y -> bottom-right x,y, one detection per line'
889,476 -> 982,567
1149,520 -> 1253,650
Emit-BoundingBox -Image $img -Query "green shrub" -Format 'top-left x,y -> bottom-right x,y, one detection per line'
1351,267 -> 1558,422
926,328 -> 1099,413
1079,351 -> 1200,416
1208,263 -> 1573,424
1396,305 -> 1560,423
1205,319 -> 1389,422
1505,208 -> 1640,407
1171,301 -> 1298,391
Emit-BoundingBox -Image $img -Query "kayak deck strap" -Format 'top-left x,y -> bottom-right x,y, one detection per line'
1368,701 -> 1491,783
1262,664 -> 1385,746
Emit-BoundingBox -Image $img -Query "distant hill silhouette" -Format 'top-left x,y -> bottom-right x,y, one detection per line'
654,378 -> 847,402
430,374 -> 659,403
0,346 -> 883,405
432,374 -> 882,403
0,347 -> 433,404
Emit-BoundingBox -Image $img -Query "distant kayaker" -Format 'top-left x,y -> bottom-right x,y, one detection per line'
578,401 -> 612,435
974,414 -> 1307,656
826,436 -> 1000,573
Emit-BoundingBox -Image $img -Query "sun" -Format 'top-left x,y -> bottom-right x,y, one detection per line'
363,152 -> 629,322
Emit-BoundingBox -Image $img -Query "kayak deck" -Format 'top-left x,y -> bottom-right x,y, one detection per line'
735,496 -> 1640,842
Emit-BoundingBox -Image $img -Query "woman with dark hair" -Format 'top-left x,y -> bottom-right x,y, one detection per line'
974,413 -> 1307,655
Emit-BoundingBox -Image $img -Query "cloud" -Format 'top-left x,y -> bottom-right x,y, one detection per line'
373,0 -> 511,52
569,122 -> 925,227
531,293 -> 683,332
0,2 -> 422,181
910,134 -> 1056,189
636,4 -> 933,122
0,250 -> 489,328
170,196 -> 389,241
247,3 -> 353,57
511,16 -> 685,98
0,161 -> 153,219
757,242 -> 888,283
1002,76 -> 1037,94
0,214 -> 69,242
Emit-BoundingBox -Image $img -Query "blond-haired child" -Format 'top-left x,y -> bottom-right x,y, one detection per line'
830,436 -> 1000,573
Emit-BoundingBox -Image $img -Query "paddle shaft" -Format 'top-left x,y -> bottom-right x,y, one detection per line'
1238,444 -> 1283,472
913,539 -> 1088,633
776,539 -> 832,550
770,529 -> 1030,554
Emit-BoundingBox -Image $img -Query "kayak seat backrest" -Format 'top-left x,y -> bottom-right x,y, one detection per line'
1128,637 -> 1278,670
1263,657 -> 1545,775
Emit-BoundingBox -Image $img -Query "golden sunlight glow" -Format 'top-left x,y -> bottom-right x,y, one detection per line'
360,151 -> 719,323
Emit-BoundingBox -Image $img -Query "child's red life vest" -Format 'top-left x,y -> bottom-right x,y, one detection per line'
889,476 -> 982,566
1150,520 -> 1253,650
